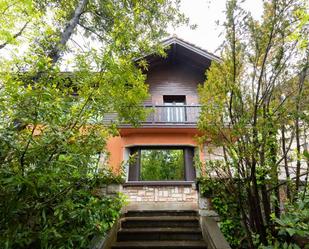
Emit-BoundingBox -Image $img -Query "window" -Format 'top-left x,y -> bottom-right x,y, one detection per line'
163,95 -> 186,122
128,146 -> 195,182
140,149 -> 184,181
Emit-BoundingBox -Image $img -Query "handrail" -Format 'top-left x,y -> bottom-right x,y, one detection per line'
144,105 -> 202,107
102,105 -> 202,125
200,216 -> 232,249
143,105 -> 201,124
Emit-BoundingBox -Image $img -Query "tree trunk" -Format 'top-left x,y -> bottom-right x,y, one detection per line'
251,174 -> 267,245
295,54 -> 309,193
281,125 -> 291,199
49,0 -> 88,64
295,114 -> 302,193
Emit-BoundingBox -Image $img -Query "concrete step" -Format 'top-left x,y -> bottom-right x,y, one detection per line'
117,227 -> 203,241
121,216 -> 200,229
125,210 -> 198,217
111,240 -> 207,249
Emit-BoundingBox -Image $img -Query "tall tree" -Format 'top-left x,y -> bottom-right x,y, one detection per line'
0,1 -> 187,248
198,0 -> 308,247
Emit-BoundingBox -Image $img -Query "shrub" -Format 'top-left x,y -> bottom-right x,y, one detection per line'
198,177 -> 246,248
0,166 -> 125,249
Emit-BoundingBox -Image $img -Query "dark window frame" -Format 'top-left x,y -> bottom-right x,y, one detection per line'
128,146 -> 196,182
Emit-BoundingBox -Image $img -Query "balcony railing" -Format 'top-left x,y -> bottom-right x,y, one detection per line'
143,105 -> 201,124
102,105 -> 201,126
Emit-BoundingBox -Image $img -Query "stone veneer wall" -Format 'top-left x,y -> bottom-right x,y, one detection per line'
123,185 -> 198,203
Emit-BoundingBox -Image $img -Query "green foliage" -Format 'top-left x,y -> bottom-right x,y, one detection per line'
0,162 -> 125,249
0,57 -> 142,248
0,0 -> 188,66
266,193 -> 309,248
0,0 -> 39,49
140,149 -> 184,181
259,241 -> 301,249
0,1 -> 187,248
198,0 -> 309,247
198,175 -> 246,248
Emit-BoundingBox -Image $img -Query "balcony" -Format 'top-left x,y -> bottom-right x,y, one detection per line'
141,105 -> 201,126
103,105 -> 201,127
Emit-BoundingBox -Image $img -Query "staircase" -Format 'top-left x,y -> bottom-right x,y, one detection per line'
111,210 -> 207,249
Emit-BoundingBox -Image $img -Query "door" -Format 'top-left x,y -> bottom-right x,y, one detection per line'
163,95 -> 186,122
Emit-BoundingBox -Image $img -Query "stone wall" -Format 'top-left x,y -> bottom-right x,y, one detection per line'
123,185 -> 198,203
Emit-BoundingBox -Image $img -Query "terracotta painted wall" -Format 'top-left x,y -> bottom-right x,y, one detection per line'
106,130 -> 204,173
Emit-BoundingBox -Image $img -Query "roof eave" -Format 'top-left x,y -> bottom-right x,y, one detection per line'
135,36 -> 221,63
161,37 -> 221,63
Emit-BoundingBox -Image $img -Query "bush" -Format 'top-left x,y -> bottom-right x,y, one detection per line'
262,193 -> 309,249
0,166 -> 125,249
198,177 -> 246,248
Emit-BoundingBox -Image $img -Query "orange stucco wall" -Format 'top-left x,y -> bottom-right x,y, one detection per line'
106,128 -> 204,173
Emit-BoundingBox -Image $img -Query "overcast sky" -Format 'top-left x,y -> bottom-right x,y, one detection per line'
169,0 -> 264,54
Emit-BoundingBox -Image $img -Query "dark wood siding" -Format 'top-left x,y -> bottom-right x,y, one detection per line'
104,62 -> 205,124
145,62 -> 205,106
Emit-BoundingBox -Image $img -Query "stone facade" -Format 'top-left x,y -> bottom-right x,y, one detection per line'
123,185 -> 198,203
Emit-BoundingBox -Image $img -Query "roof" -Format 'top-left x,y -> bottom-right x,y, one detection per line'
136,36 -> 221,72
160,35 -> 221,62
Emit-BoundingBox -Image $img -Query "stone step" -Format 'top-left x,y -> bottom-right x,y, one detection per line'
125,210 -> 198,217
121,216 -> 200,229
111,240 -> 207,249
117,227 -> 203,241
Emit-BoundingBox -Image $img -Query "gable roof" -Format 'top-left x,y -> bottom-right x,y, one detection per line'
137,36 -> 221,72
160,36 -> 221,62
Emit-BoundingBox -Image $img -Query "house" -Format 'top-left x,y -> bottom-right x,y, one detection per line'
105,36 -> 220,210
99,37 -> 307,249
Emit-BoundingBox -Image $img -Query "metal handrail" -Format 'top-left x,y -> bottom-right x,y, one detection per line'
144,105 -> 202,107
143,105 -> 201,124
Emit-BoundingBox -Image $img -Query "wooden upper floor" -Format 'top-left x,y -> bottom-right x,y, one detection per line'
134,37 -> 219,126
107,37 -> 220,127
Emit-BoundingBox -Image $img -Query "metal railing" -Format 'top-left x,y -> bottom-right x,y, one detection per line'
144,105 -> 201,124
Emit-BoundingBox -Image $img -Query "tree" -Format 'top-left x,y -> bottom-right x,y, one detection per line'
198,0 -> 308,248
0,1 -> 186,248
140,149 -> 184,180
0,0 -> 36,50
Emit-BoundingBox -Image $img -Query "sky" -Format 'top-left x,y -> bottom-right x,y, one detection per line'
169,0 -> 264,55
